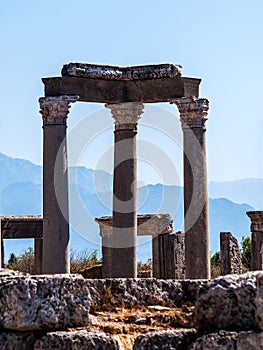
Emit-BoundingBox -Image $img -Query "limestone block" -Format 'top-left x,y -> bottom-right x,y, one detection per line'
0,274 -> 90,331
133,330 -> 197,350
194,272 -> 260,331
237,331 -> 263,349
255,273 -> 263,329
189,331 -> 237,350
0,332 -> 39,350
34,330 -> 120,350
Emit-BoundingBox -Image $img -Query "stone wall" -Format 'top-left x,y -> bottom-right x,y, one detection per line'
1,269 -> 263,349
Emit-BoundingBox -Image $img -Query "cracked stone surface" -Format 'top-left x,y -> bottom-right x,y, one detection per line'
194,272 -> 260,331
0,274 -> 90,330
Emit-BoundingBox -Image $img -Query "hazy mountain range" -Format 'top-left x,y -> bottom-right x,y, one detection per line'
0,152 -> 259,261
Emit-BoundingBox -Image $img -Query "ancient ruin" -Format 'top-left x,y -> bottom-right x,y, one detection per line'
1,62 -> 263,349
0,216 -> 43,274
220,231 -> 243,275
39,62 -> 210,279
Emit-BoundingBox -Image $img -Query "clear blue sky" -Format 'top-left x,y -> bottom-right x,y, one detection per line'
1,0 -> 263,183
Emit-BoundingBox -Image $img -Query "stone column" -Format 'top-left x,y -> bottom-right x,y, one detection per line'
247,211 -> 263,271
105,103 -> 144,278
171,97 -> 210,279
39,95 -> 78,274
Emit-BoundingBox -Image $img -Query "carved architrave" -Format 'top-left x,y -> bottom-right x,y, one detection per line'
106,102 -> 144,130
170,96 -> 209,129
39,95 -> 79,126
62,63 -> 182,81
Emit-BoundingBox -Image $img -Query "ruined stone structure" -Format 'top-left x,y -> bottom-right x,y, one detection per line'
247,211 -> 263,271
39,62 -> 210,278
220,232 -> 242,275
0,216 -> 43,274
157,231 -> 185,279
1,269 -> 263,349
95,214 -> 185,279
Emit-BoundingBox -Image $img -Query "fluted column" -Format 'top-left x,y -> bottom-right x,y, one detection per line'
171,96 -> 210,279
247,211 -> 263,271
105,102 -> 144,278
39,95 -> 78,274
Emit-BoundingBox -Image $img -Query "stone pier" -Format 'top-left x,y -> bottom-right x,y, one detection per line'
39,96 -> 78,274
104,103 -> 144,278
220,232 -> 242,275
170,97 -> 210,279
247,211 -> 263,271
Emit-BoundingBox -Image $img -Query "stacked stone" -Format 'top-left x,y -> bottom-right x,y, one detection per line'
134,272 -> 263,349
220,231 -> 243,275
0,269 -> 119,349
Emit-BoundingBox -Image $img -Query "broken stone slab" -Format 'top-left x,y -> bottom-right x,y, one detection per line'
194,272 -> 260,332
133,329 -> 197,350
0,274 -> 90,331
61,63 -> 182,81
34,330 -> 120,350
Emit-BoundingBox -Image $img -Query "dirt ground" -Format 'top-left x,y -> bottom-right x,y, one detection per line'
70,305 -> 194,350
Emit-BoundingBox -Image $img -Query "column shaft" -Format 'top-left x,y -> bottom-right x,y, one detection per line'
39,95 -> 78,274
105,103 -> 143,278
171,97 -> 210,279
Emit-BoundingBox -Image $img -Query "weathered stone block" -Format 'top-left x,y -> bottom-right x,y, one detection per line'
255,273 -> 263,329
0,274 -> 90,331
237,331 -> 263,349
189,331 -> 237,349
34,330 -> 120,350
0,331 -> 40,350
133,330 -> 197,350
220,232 -> 242,275
194,272 -> 260,331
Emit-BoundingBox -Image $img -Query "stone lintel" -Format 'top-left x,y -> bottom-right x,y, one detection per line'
95,214 -> 173,236
42,76 -> 199,103
1,216 -> 43,239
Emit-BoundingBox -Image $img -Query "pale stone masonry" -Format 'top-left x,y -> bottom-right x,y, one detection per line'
220,232 -> 242,275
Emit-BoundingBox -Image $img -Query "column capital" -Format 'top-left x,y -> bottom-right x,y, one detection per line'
39,95 -> 79,126
247,211 -> 263,231
105,102 -> 144,130
170,96 -> 209,129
